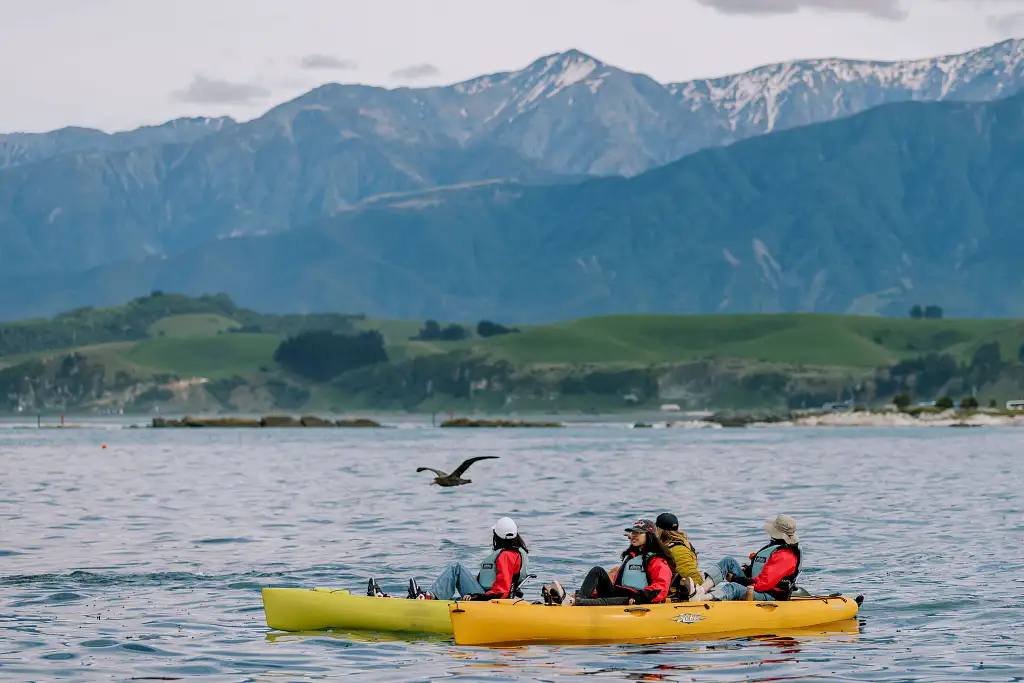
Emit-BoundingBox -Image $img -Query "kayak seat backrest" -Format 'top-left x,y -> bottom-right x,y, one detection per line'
509,573 -> 537,599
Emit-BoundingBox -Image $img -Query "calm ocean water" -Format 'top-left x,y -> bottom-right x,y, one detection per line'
1,422 -> 1022,681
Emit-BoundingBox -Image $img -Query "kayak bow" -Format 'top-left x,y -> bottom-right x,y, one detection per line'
261,587 -> 456,634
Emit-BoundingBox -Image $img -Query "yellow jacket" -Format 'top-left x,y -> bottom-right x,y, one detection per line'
664,534 -> 701,592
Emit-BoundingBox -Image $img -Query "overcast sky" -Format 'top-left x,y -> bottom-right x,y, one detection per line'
1,0 -> 1021,133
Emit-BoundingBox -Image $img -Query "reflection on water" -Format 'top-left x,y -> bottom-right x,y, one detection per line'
1,424 -> 1023,680
262,617 -> 862,651
265,629 -> 454,645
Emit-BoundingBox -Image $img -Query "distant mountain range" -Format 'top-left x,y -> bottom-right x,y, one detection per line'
0,116 -> 236,170
8,39 -> 1024,175
7,88 -> 1024,322
2,38 -> 1024,321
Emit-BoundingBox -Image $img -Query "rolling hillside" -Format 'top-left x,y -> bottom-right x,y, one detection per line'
6,297 -> 1023,374
471,315 -> 1024,368
3,295 -> 1023,414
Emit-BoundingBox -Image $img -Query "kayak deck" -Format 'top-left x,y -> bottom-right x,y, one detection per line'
448,594 -> 862,646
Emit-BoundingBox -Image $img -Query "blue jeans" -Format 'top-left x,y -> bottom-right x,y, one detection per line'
427,563 -> 485,599
706,556 -> 776,602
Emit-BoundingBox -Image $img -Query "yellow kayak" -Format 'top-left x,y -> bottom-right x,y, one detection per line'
261,587 -> 456,634
448,595 -> 862,646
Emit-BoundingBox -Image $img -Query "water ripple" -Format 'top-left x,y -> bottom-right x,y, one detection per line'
1,425 -> 1022,680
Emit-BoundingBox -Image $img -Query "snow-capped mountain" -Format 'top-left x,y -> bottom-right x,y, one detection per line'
438,49 -> 693,175
453,49 -> 607,112
454,37 -> 1024,174
274,48 -> 690,175
8,38 -> 1023,178
670,38 -> 1024,143
289,37 -> 1024,176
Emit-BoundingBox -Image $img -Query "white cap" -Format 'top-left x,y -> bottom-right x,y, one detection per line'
492,517 -> 518,539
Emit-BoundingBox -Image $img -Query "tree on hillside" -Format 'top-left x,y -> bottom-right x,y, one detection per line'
411,320 -> 468,341
935,396 -> 954,409
477,320 -> 520,338
909,305 -> 923,319
273,330 -> 388,382
412,320 -> 442,341
892,392 -> 911,409
989,398 -> 998,408
439,324 -> 468,341
1018,342 -> 1024,364
924,305 -> 944,319
960,396 -> 979,410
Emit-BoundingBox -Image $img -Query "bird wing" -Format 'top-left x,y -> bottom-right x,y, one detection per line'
416,467 -> 448,477
451,455 -> 500,477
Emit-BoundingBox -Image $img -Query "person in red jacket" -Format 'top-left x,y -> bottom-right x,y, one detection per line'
682,514 -> 802,602
399,517 -> 530,601
545,519 -> 675,606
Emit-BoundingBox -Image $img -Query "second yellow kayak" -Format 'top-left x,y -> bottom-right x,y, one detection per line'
448,594 -> 862,646
261,587 -> 456,634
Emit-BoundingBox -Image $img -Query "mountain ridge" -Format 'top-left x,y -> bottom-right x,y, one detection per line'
0,109 -> 562,276
0,116 -> 236,170
3,37 -> 1024,317
6,38 -> 1024,174
669,38 -> 1024,143
4,89 -> 1024,322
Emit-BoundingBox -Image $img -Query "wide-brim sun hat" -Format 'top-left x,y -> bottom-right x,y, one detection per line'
765,514 -> 799,544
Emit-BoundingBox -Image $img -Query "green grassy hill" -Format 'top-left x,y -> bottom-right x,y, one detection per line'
125,333 -> 282,378
3,293 -> 1024,413
147,314 -> 240,338
5,302 -> 1024,377
0,291 -> 363,358
471,314 -> 1022,367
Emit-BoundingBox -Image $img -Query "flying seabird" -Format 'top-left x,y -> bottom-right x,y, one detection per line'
416,456 -> 499,487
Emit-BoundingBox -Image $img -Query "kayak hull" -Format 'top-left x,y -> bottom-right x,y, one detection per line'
261,587 -> 456,634
448,595 -> 861,646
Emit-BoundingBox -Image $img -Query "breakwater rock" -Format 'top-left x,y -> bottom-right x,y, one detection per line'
439,418 -> 563,428
151,416 -> 385,428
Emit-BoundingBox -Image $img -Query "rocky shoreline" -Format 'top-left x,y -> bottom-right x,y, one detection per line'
21,409 -> 1023,430
691,408 -> 1024,429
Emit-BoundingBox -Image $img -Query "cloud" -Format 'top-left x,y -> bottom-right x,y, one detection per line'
171,75 -> 271,104
299,53 -> 358,70
391,63 -> 440,79
694,0 -> 909,20
985,10 -> 1024,36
